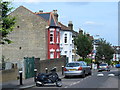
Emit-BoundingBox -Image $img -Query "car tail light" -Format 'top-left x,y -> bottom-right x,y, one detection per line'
107,66 -> 108,68
64,68 -> 68,71
78,67 -> 82,70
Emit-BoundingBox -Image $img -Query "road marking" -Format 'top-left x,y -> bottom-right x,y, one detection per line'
64,75 -> 92,88
97,73 -> 104,77
108,74 -> 115,77
64,86 -> 68,88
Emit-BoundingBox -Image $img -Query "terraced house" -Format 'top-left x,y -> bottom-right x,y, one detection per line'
59,21 -> 78,63
2,5 -> 79,65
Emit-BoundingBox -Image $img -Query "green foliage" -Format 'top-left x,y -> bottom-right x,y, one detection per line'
112,61 -> 119,65
77,58 -> 92,64
74,33 -> 93,60
0,0 -> 16,44
96,39 -> 115,63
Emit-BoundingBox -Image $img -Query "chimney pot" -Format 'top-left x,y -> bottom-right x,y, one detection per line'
39,10 -> 43,12
68,21 -> 73,30
53,10 -> 58,22
79,29 -> 83,34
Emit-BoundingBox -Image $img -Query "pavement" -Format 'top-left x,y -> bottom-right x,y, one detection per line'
1,71 -> 65,90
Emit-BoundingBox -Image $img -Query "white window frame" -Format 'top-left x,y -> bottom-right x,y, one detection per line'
56,31 -> 59,44
50,31 -> 54,44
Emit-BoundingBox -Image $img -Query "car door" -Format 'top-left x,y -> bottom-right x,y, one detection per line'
83,62 -> 89,74
80,62 -> 86,74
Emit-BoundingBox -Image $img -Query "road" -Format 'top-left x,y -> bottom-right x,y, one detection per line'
28,67 -> 120,89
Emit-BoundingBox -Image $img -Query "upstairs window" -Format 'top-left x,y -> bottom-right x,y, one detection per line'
50,32 -> 54,43
64,34 -> 67,43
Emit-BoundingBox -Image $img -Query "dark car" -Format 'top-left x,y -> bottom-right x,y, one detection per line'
98,63 -> 110,72
64,61 -> 92,78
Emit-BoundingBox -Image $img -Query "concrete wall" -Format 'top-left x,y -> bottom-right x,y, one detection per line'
0,68 -> 18,82
2,6 -> 48,63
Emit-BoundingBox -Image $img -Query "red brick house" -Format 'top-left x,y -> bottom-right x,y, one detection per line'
35,10 -> 61,59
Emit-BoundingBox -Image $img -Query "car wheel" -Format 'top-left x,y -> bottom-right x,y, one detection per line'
88,71 -> 92,75
81,72 -> 85,78
56,80 -> 62,87
64,75 -> 69,78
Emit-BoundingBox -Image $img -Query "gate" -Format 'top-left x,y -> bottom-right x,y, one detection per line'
24,57 -> 35,79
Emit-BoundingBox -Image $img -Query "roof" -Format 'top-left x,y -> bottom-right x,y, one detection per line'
58,22 -> 70,30
36,12 -> 59,27
89,36 -> 94,40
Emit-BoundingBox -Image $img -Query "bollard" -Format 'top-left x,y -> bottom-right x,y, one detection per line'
45,68 -> 48,73
62,66 -> 64,75
19,71 -> 23,85
34,69 -> 37,82
54,67 -> 56,72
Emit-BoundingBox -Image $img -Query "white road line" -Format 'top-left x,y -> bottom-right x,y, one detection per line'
108,74 -> 115,77
97,73 -> 104,77
64,86 -> 68,88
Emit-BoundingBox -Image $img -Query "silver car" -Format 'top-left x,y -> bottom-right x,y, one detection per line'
98,63 -> 110,72
64,61 -> 92,78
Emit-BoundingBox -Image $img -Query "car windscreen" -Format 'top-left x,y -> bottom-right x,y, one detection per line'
99,64 -> 107,66
66,63 -> 80,67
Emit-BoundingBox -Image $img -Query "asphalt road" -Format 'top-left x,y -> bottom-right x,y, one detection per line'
29,67 -> 120,89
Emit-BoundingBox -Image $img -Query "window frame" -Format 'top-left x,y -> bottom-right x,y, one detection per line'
50,31 -> 54,44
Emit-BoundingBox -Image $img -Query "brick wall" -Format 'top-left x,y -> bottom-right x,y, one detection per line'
35,56 -> 67,73
2,6 -> 48,63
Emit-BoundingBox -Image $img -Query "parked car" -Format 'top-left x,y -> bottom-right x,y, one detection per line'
115,64 -> 120,68
64,61 -> 92,78
98,63 -> 110,72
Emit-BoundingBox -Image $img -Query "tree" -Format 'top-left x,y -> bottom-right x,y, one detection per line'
0,0 -> 15,44
74,33 -> 93,60
96,39 -> 115,64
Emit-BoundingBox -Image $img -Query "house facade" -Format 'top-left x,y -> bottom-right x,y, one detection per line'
59,21 -> 78,63
36,10 -> 60,59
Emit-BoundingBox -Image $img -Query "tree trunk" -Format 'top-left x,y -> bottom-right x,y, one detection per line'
83,57 -> 85,61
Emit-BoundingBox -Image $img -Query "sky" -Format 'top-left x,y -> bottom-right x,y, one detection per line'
11,1 -> 118,46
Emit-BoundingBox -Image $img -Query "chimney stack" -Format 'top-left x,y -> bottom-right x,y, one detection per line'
86,33 -> 90,37
68,21 -> 73,30
79,28 -> 83,34
53,10 -> 58,22
39,10 -> 43,13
